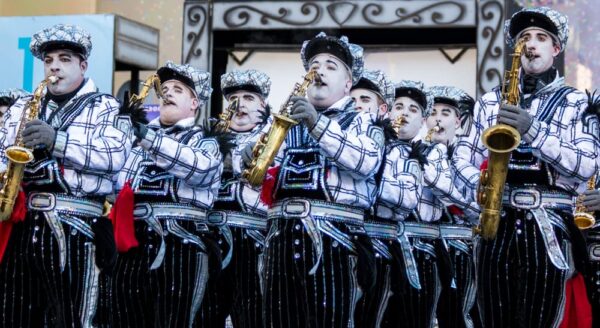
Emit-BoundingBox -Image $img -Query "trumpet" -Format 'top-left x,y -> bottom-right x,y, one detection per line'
574,175 -> 596,230
0,75 -> 58,221
242,69 -> 321,186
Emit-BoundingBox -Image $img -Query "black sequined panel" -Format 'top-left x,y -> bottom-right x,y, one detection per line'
506,144 -> 552,186
213,171 -> 244,212
133,164 -> 176,203
274,148 -> 328,201
23,147 -> 69,193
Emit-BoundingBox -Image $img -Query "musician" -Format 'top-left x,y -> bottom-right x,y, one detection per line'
244,32 -> 384,327
581,92 -> 600,327
428,85 -> 480,328
0,88 -> 30,125
110,61 -> 222,327
453,7 -> 599,326
350,69 -> 394,118
0,23 -> 130,327
197,69 -> 271,327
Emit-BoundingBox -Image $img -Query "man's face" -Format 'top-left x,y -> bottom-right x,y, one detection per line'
390,96 -> 424,140
427,103 -> 460,144
351,88 -> 387,117
520,28 -> 560,75
0,105 -> 8,117
227,90 -> 265,132
43,50 -> 86,95
307,54 -> 352,108
159,80 -> 199,126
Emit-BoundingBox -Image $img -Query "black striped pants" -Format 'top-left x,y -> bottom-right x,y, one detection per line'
584,226 -> 600,328
436,239 -> 479,328
110,220 -> 209,328
354,247 -> 393,328
263,218 -> 361,328
477,208 -> 572,328
0,211 -> 100,328
380,238 -> 441,328
196,226 -> 264,328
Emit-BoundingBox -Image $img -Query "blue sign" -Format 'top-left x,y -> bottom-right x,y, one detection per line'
0,15 -> 115,93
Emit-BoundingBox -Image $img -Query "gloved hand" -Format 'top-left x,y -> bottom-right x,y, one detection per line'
582,189 -> 600,212
497,104 -> 534,135
241,141 -> 256,169
289,96 -> 319,130
92,217 -> 118,271
132,121 -> 149,140
22,119 -> 56,150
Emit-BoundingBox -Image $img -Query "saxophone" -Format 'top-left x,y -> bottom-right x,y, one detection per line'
130,73 -> 163,105
214,98 -> 239,132
574,175 -> 596,229
475,39 -> 529,240
242,69 -> 321,186
0,76 -> 58,221
424,122 -> 441,143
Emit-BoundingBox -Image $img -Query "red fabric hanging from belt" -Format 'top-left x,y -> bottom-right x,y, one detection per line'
559,273 -> 592,328
260,166 -> 280,208
0,190 -> 27,263
109,180 -> 139,253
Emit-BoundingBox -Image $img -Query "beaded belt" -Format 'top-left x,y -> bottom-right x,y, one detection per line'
268,198 -> 366,275
502,186 -> 574,211
208,210 -> 267,231
28,192 -> 104,272
439,224 -> 473,239
134,202 -> 208,270
28,192 -> 103,217
134,202 -> 207,222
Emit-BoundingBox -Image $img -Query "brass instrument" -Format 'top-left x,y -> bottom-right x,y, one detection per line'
475,39 -> 530,240
391,115 -> 407,137
242,69 -> 321,186
0,76 -> 58,221
574,175 -> 596,230
214,98 -> 239,132
424,123 -> 441,143
130,73 -> 163,105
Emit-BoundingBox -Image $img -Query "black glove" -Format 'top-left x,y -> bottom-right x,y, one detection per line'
582,189 -> 600,212
289,96 -> 319,130
497,104 -> 534,135
132,121 -> 148,140
241,141 -> 256,169
92,217 -> 118,271
22,119 -> 56,150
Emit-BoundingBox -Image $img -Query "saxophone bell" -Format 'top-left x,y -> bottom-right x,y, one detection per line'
574,175 -> 596,230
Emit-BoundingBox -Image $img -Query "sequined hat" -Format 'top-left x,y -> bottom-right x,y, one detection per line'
221,69 -> 271,99
157,61 -> 212,102
300,32 -> 364,85
394,80 -> 433,116
30,24 -> 92,60
505,7 -> 569,52
0,88 -> 31,107
351,69 -> 395,108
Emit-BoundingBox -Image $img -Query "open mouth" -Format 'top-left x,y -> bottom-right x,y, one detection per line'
437,127 -> 445,133
162,99 -> 176,106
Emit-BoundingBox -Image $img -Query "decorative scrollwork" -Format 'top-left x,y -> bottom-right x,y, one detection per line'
185,5 -> 207,64
223,3 -> 322,28
362,1 -> 466,26
478,1 -> 504,95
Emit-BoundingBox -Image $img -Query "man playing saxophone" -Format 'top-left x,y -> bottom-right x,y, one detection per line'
243,32 -> 383,327
109,61 -> 222,328
453,7 -> 599,327
197,69 -> 271,327
0,23 -> 131,327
